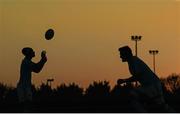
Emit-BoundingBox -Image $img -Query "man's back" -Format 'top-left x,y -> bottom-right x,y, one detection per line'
19,58 -> 33,87
128,56 -> 160,86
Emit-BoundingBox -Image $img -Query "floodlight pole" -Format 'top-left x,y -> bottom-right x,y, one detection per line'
131,35 -> 142,57
149,50 -> 159,73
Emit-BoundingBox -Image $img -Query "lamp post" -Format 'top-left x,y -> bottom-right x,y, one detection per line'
47,78 -> 54,87
131,35 -> 142,57
149,50 -> 159,73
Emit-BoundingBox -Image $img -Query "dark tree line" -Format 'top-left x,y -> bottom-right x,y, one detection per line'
0,74 -> 180,112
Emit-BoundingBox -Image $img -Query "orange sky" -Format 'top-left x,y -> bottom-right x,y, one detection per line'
0,0 -> 180,88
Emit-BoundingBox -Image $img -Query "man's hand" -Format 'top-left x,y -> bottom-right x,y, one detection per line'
41,50 -> 47,62
117,79 -> 125,85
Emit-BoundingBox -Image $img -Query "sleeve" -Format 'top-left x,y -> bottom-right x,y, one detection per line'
29,58 -> 47,73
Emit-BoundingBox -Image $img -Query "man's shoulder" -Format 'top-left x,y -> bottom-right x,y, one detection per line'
22,58 -> 33,65
132,56 -> 141,60
133,56 -> 146,64
131,56 -> 142,63
131,56 -> 149,70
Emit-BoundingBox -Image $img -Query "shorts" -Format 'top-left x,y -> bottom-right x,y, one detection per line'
17,83 -> 32,103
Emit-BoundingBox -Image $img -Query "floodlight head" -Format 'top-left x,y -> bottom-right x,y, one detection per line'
138,36 -> 142,40
149,50 -> 159,54
131,35 -> 142,41
131,36 -> 135,40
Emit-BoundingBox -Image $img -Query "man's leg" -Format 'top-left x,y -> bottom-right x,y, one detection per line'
17,85 -> 26,112
153,96 -> 175,112
146,83 -> 176,112
129,89 -> 147,112
22,88 -> 33,112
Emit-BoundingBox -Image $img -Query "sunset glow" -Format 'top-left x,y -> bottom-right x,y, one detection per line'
0,0 -> 180,88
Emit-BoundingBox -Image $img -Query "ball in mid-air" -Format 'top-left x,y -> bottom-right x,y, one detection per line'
45,29 -> 54,40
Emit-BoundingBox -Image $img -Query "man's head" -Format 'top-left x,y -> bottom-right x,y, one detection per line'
22,47 -> 35,58
118,46 -> 133,62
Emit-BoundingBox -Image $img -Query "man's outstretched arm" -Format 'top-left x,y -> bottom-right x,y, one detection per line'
117,76 -> 137,85
31,51 -> 47,73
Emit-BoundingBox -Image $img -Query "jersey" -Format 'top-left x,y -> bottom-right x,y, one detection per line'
18,58 -> 35,88
128,56 -> 160,86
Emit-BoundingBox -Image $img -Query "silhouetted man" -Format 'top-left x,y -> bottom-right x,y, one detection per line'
117,46 -> 174,112
17,47 -> 47,110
